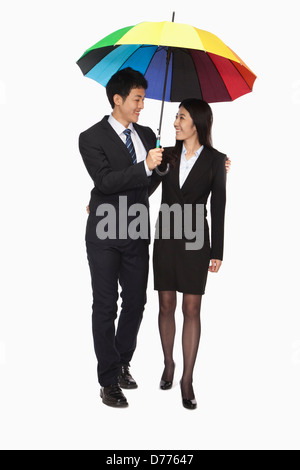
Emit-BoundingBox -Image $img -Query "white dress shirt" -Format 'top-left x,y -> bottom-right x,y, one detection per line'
108,114 -> 152,176
179,144 -> 204,188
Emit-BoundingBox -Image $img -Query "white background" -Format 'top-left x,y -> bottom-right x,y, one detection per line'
1,0 -> 300,450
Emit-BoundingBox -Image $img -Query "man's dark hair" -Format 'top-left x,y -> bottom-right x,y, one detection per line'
106,67 -> 148,108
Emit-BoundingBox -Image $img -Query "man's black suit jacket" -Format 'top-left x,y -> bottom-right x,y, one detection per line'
79,116 -> 156,244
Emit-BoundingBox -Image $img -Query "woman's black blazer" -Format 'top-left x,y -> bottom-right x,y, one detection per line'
150,146 -> 227,260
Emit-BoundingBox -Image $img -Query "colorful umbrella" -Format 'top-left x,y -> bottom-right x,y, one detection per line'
77,15 -> 256,145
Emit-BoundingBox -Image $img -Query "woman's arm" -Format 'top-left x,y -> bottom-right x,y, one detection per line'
210,153 -> 227,261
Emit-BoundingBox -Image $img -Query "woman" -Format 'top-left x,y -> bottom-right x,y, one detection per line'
150,99 -> 227,410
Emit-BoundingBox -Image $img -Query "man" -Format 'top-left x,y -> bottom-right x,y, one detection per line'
79,68 -> 163,408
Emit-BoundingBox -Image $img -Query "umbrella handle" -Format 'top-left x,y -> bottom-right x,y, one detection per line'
155,163 -> 170,176
155,134 -> 170,176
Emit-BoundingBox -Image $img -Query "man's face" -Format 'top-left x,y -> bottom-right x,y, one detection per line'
113,87 -> 145,127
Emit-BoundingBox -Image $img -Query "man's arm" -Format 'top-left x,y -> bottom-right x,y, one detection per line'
149,169 -> 163,196
79,133 -> 151,195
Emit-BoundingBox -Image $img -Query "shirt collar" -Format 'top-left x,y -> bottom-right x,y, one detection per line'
108,114 -> 135,137
182,144 -> 204,159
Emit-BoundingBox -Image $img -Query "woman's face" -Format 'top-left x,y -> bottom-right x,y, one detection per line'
174,106 -> 197,141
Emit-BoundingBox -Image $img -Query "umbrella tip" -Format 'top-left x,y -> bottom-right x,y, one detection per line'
172,12 -> 175,22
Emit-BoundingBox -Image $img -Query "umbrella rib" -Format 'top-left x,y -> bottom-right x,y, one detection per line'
142,46 -> 162,77
115,44 -> 155,73
229,60 -> 253,91
188,49 -> 204,101
205,52 -> 233,101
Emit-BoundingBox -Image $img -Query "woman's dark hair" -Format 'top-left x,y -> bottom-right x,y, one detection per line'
180,99 -> 213,148
106,67 -> 148,108
164,99 -> 213,168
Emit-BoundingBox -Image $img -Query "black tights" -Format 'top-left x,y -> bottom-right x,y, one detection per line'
158,291 -> 202,399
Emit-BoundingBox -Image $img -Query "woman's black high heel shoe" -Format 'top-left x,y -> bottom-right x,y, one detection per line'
160,363 -> 175,390
180,381 -> 197,410
182,398 -> 197,410
160,379 -> 173,390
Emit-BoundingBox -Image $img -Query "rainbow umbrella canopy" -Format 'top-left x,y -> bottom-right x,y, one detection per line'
77,18 -> 256,142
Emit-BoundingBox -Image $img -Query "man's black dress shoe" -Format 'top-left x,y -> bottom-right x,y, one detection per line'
182,398 -> 197,410
100,384 -> 129,408
118,365 -> 138,389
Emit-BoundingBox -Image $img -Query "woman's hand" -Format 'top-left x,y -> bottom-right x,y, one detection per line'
209,259 -> 222,273
225,158 -> 231,173
86,205 -> 90,214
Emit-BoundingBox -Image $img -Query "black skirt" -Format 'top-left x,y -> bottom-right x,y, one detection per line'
153,230 -> 211,295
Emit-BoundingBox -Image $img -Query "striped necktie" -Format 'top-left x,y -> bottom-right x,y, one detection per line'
123,129 -> 137,165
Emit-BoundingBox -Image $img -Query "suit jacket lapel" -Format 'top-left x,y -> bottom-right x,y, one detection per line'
180,146 -> 211,195
100,116 -> 133,165
100,118 -> 154,165
169,156 -> 185,203
133,123 -> 153,152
